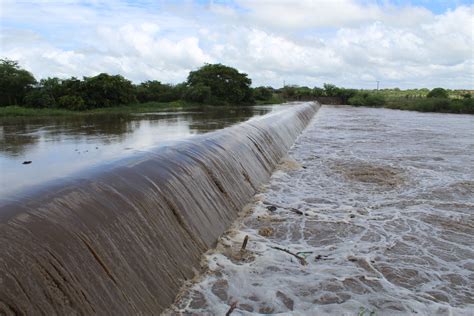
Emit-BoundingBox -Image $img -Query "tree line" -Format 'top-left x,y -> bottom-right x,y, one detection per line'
0,60 -> 256,110
0,59 -> 372,110
0,58 -> 472,114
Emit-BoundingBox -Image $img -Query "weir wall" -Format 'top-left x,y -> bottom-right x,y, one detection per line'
0,102 -> 319,315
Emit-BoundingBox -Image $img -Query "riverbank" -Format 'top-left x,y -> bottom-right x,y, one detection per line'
350,96 -> 473,115
0,101 -> 202,118
167,105 -> 474,315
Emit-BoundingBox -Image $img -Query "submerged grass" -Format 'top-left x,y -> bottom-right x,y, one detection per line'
0,100 -> 201,118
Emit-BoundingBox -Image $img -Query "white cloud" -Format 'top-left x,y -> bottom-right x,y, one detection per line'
0,0 -> 472,89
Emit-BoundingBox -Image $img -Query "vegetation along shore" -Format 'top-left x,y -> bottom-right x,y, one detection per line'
1,58 -> 472,117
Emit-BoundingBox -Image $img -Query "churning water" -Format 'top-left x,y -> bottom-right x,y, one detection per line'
0,103 -> 318,315
169,105 -> 474,315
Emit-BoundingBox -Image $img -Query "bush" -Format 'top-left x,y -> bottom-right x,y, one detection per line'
136,81 -> 182,103
24,89 -> 55,108
348,92 -> 386,107
57,95 -> 86,111
253,86 -> 273,101
427,87 -> 448,98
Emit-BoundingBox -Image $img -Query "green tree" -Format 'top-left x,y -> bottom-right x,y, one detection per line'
136,81 -> 182,103
427,87 -> 448,98
0,59 -> 37,106
183,83 -> 211,103
24,89 -> 55,108
348,92 -> 386,107
186,64 -> 253,105
253,86 -> 273,101
323,83 -> 340,96
81,73 -> 137,108
57,95 -> 86,111
312,87 -> 325,97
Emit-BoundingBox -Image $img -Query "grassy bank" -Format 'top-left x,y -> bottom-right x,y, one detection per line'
255,94 -> 286,105
348,92 -> 474,115
384,98 -> 474,114
0,100 -> 201,118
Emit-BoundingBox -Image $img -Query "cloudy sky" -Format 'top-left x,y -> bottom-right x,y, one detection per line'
1,0 -> 473,89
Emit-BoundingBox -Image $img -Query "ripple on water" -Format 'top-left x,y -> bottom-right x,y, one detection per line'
166,106 -> 474,315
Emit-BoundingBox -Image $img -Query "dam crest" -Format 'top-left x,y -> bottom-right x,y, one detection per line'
0,102 -> 319,314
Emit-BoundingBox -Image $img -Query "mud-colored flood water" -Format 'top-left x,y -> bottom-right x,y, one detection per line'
169,105 -> 474,315
0,105 -> 283,198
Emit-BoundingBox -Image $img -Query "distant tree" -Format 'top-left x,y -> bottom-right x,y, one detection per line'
462,93 -> 471,99
294,86 -> 313,100
323,83 -> 340,96
348,92 -> 386,107
0,59 -> 37,106
312,87 -> 325,97
183,83 -> 211,103
280,85 -> 297,99
253,86 -> 273,101
81,73 -> 137,108
186,64 -> 253,105
427,87 -> 449,98
57,95 -> 86,111
24,89 -> 55,108
136,80 -> 182,103
337,88 -> 358,103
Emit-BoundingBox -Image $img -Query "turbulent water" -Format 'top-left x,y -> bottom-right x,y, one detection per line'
169,105 -> 474,315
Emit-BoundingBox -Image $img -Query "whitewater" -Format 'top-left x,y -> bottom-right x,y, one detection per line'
168,105 -> 474,315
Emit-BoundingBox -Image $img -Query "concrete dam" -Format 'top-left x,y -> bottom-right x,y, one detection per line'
0,102 -> 319,314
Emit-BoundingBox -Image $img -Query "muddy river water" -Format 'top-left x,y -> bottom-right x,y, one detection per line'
0,105 -> 282,199
169,105 -> 474,315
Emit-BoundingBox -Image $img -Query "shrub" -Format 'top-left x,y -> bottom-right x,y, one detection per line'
23,89 -> 55,108
253,86 -> 273,101
57,95 -> 86,111
427,87 -> 448,98
348,92 -> 386,107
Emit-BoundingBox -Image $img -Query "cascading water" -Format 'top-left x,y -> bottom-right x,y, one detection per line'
0,102 -> 319,315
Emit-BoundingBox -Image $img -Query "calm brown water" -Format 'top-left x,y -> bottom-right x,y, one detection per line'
0,105 -> 285,198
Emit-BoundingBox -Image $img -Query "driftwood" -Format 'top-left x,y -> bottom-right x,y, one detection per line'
270,246 -> 308,266
225,301 -> 238,316
241,235 -> 249,251
263,201 -> 305,215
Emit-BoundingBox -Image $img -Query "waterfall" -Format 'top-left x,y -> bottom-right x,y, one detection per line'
0,102 -> 319,315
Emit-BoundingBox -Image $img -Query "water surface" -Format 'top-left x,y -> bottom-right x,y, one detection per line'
0,105 -> 285,198
170,105 -> 474,315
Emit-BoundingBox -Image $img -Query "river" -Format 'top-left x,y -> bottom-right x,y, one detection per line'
168,105 -> 474,315
0,105 -> 283,199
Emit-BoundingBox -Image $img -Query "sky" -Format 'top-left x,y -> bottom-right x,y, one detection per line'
0,0 -> 473,89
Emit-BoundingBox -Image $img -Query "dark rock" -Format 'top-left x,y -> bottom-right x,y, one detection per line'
266,205 -> 277,212
211,279 -> 229,301
276,291 -> 294,311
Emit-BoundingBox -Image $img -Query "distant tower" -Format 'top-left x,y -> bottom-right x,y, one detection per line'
376,80 -> 380,91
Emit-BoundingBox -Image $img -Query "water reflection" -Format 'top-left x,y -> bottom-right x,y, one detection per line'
0,105 -> 285,197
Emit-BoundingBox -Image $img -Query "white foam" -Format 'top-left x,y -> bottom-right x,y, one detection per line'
166,106 -> 474,315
